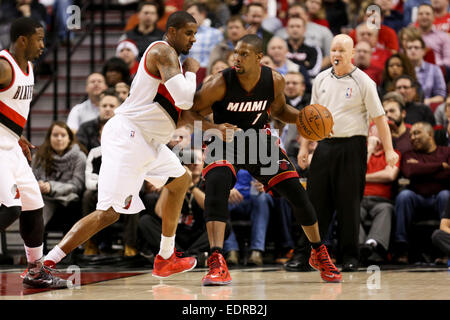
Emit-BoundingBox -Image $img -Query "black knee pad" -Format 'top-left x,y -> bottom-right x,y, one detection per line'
204,166 -> 234,223
271,178 -> 317,226
20,207 -> 44,248
0,205 -> 21,231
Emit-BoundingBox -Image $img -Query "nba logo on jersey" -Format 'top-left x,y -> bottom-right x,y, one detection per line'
130,130 -> 135,137
345,88 -> 352,98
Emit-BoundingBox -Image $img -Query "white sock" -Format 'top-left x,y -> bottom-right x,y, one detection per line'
158,235 -> 175,259
366,239 -> 377,247
24,244 -> 43,263
44,245 -> 67,264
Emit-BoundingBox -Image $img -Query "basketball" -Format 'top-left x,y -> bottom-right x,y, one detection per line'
296,104 -> 334,141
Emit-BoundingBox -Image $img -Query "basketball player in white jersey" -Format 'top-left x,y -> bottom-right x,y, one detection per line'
0,17 -> 71,288
44,11 -> 200,278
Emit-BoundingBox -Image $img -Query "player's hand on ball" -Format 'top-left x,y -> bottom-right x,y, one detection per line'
385,149 -> 399,167
182,57 -> 200,74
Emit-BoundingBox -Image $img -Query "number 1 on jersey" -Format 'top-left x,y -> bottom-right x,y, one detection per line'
252,112 -> 262,125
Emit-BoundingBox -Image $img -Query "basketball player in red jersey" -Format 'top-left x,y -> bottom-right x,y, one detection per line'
44,11 -> 200,278
0,17 -> 70,288
182,34 -> 341,285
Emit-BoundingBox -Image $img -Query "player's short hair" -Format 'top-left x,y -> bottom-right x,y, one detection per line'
166,11 -> 197,32
238,34 -> 264,54
382,92 -> 405,111
10,17 -> 43,43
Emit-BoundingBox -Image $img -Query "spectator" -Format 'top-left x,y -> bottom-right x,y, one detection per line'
403,0 -> 431,26
102,57 -> 131,88
119,1 -> 165,59
354,40 -> 383,85
266,36 -> 311,89
415,4 -> 450,68
76,89 -> 122,153
431,200 -> 450,260
359,124 -> 400,265
66,73 -> 108,132
0,0 -> 48,29
208,16 -> 246,71
223,170 -> 272,266
383,92 -> 414,154
355,22 -> 392,70
285,71 -> 310,111
394,121 -> 450,264
375,0 -> 405,32
405,37 -> 446,105
322,0 -> 349,35
243,3 -> 273,53
203,58 -> 229,83
398,26 -> 436,64
305,0 -> 330,28
286,17 -> 322,78
434,99 -> 450,146
379,53 -> 417,97
349,3 -> 399,53
431,0 -> 450,33
394,75 -> 436,125
435,95 -> 450,127
115,82 -> 130,102
32,121 -> 86,231
249,0 -> 284,33
185,3 -> 224,70
260,54 -> 276,69
275,3 -> 333,70
116,39 -> 140,80
39,0 -> 73,42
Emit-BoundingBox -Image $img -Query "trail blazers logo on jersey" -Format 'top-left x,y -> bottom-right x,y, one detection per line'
11,184 -> 20,199
226,100 -> 268,112
123,195 -> 133,209
12,85 -> 34,100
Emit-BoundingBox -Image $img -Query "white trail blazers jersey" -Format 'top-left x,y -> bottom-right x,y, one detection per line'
0,49 -> 34,139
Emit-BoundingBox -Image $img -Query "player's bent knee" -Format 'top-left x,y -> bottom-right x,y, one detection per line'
0,205 -> 21,231
98,207 -> 120,226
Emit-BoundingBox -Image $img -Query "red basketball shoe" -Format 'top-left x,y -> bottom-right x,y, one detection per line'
202,251 -> 232,286
152,249 -> 197,278
309,244 -> 342,283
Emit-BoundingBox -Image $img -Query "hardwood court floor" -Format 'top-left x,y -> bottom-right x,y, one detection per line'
1,265 -> 449,300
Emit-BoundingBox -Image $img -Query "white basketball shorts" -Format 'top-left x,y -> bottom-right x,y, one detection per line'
0,131 -> 44,211
96,114 -> 186,214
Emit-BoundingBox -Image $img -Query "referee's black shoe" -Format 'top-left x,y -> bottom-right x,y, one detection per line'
284,253 -> 313,272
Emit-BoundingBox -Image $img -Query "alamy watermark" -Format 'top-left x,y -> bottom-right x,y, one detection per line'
366,5 -> 382,30
66,5 -> 81,30
366,265 -> 381,290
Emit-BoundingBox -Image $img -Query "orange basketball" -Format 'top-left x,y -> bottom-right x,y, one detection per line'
296,104 -> 334,141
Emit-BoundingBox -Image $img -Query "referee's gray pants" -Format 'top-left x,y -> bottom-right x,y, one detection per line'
307,136 -> 367,262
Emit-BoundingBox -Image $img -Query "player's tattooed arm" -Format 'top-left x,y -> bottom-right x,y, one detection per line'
147,43 -> 181,82
0,58 -> 12,88
270,70 -> 299,124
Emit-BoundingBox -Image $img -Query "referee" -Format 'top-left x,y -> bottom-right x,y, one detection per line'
298,34 -> 399,271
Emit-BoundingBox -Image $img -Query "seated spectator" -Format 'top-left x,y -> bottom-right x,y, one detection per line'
354,41 -> 383,85
266,36 -> 311,89
0,0 -> 48,31
416,4 -> 450,68
223,169 -> 272,266
208,16 -> 246,72
349,3 -> 399,53
434,95 -> 450,127
405,37 -> 447,106
322,0 -> 349,35
378,53 -> 417,97
394,121 -> 450,263
375,0 -> 405,33
403,0 -> 431,27
383,92 -> 413,154
116,39 -> 140,80
119,1 -> 165,59
102,57 -> 130,88
431,200 -> 450,262
76,89 -> 122,153
285,71 -> 310,111
185,3 -> 224,72
394,75 -> 436,125
355,22 -> 392,70
115,81 -> 130,102
243,2 -> 274,53
66,73 -> 108,132
431,0 -> 450,33
139,149 -> 210,262
260,55 -> 276,69
286,17 -> 322,78
250,0 -> 284,34
39,0 -> 73,42
203,58 -> 230,84
359,124 -> 400,265
305,0 -> 330,28
32,121 -> 86,232
434,100 -> 450,146
398,26 -> 436,64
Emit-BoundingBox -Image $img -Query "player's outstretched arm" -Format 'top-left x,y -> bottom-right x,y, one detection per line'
270,71 -> 299,124
147,43 -> 198,110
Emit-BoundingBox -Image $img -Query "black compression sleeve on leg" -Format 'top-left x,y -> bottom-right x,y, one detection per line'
271,178 -> 317,227
204,166 -> 234,223
20,208 -> 44,248
0,205 -> 21,232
